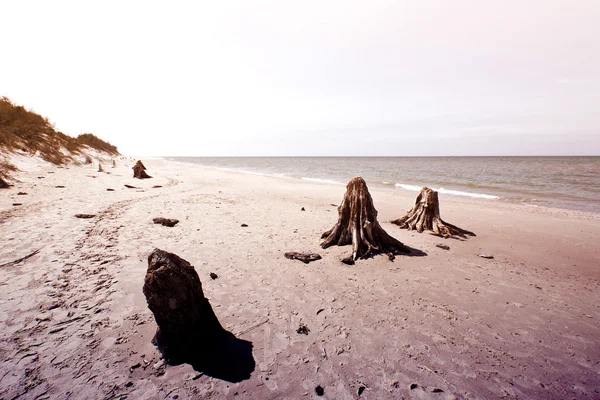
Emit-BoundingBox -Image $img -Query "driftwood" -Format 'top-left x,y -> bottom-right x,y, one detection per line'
392,187 -> 475,238
75,214 -> 95,219
143,249 -> 226,360
0,177 -> 9,189
133,160 -> 152,179
153,217 -> 179,227
0,248 -> 41,268
284,252 -> 322,264
321,177 -> 410,262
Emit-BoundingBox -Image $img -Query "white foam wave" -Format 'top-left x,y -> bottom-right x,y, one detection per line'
394,183 -> 498,199
395,183 -> 423,192
302,177 -> 344,185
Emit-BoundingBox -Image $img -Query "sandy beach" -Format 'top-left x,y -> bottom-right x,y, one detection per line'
1,156 -> 599,399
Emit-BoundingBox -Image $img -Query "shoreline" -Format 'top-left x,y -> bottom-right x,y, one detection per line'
164,156 -> 600,215
1,157 -> 599,399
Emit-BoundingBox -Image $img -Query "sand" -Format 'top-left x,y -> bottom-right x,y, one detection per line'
1,156 -> 599,399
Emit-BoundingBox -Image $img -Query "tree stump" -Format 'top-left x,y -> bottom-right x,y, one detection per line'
321,177 -> 411,261
143,249 -> 225,360
133,160 -> 152,179
0,177 -> 9,189
391,187 -> 475,238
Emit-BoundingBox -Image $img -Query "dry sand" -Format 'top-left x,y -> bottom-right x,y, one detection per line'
1,157 -> 599,399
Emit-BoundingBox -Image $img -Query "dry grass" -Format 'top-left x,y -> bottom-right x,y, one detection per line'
0,97 -> 119,179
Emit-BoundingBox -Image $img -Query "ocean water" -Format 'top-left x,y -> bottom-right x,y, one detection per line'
167,157 -> 600,213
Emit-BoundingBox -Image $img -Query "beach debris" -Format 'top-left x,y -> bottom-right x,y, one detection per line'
297,323 -> 310,335
410,383 -> 419,390
210,272 -> 218,280
75,214 -> 96,219
357,382 -> 367,396
98,164 -> 104,172
301,207 -> 306,211
315,386 -> 324,396
152,185 -> 163,188
321,177 -> 411,262
55,185 -> 65,188
478,254 -> 494,259
241,223 -> 248,227
341,256 -> 355,265
107,188 -> 115,191
436,244 -> 450,250
124,184 -> 137,188
316,308 -> 325,315
153,217 -> 179,227
143,249 -> 226,359
17,192 -> 27,195
284,252 -> 322,264
0,248 -> 41,268
12,203 -> 22,206
0,177 -> 9,188
133,160 -> 152,179
392,187 -> 475,238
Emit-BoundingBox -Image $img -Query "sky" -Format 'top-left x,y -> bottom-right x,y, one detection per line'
1,0 -> 599,156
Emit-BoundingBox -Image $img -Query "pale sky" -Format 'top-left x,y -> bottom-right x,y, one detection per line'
1,1 -> 599,156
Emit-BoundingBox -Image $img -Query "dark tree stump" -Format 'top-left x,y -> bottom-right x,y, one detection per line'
0,177 -> 9,189
321,177 -> 410,261
391,187 -> 475,238
133,160 -> 152,179
143,249 -> 226,360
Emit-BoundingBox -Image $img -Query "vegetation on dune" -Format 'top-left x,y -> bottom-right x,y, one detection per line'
0,97 -> 119,179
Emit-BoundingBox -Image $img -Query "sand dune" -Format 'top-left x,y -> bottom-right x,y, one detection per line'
1,157 -> 599,399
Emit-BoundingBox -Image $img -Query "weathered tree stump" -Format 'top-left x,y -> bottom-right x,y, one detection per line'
0,177 -> 9,189
143,249 -> 225,360
391,187 -> 475,238
321,177 -> 411,261
133,160 -> 152,179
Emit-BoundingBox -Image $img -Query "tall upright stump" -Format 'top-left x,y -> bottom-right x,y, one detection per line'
143,249 -> 225,360
321,177 -> 411,263
133,160 -> 152,179
392,187 -> 475,238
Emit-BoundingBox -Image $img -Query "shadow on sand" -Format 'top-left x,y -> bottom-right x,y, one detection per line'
160,330 -> 255,383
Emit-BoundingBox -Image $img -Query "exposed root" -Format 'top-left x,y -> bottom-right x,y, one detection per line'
392,187 -> 475,238
321,177 -> 410,261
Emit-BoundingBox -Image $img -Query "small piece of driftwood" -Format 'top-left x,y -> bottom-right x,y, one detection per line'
153,217 -> 179,227
284,252 -> 322,264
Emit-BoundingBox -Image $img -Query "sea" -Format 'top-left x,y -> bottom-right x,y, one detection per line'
167,157 -> 600,214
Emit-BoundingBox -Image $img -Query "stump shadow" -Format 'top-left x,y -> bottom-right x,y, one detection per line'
405,246 -> 428,257
162,331 -> 255,383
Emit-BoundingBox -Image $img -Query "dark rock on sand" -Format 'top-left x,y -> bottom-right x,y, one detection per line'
153,217 -> 179,227
17,192 -> 27,195
297,323 -> 310,335
241,223 -> 248,227
478,254 -> 494,259
285,252 -> 322,264
436,244 -> 450,250
210,272 -> 218,280
315,386 -> 324,396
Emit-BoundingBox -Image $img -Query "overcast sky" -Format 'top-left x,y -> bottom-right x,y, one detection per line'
1,1 -> 599,156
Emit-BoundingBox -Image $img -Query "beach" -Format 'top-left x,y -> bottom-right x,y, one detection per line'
1,156 -> 599,399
